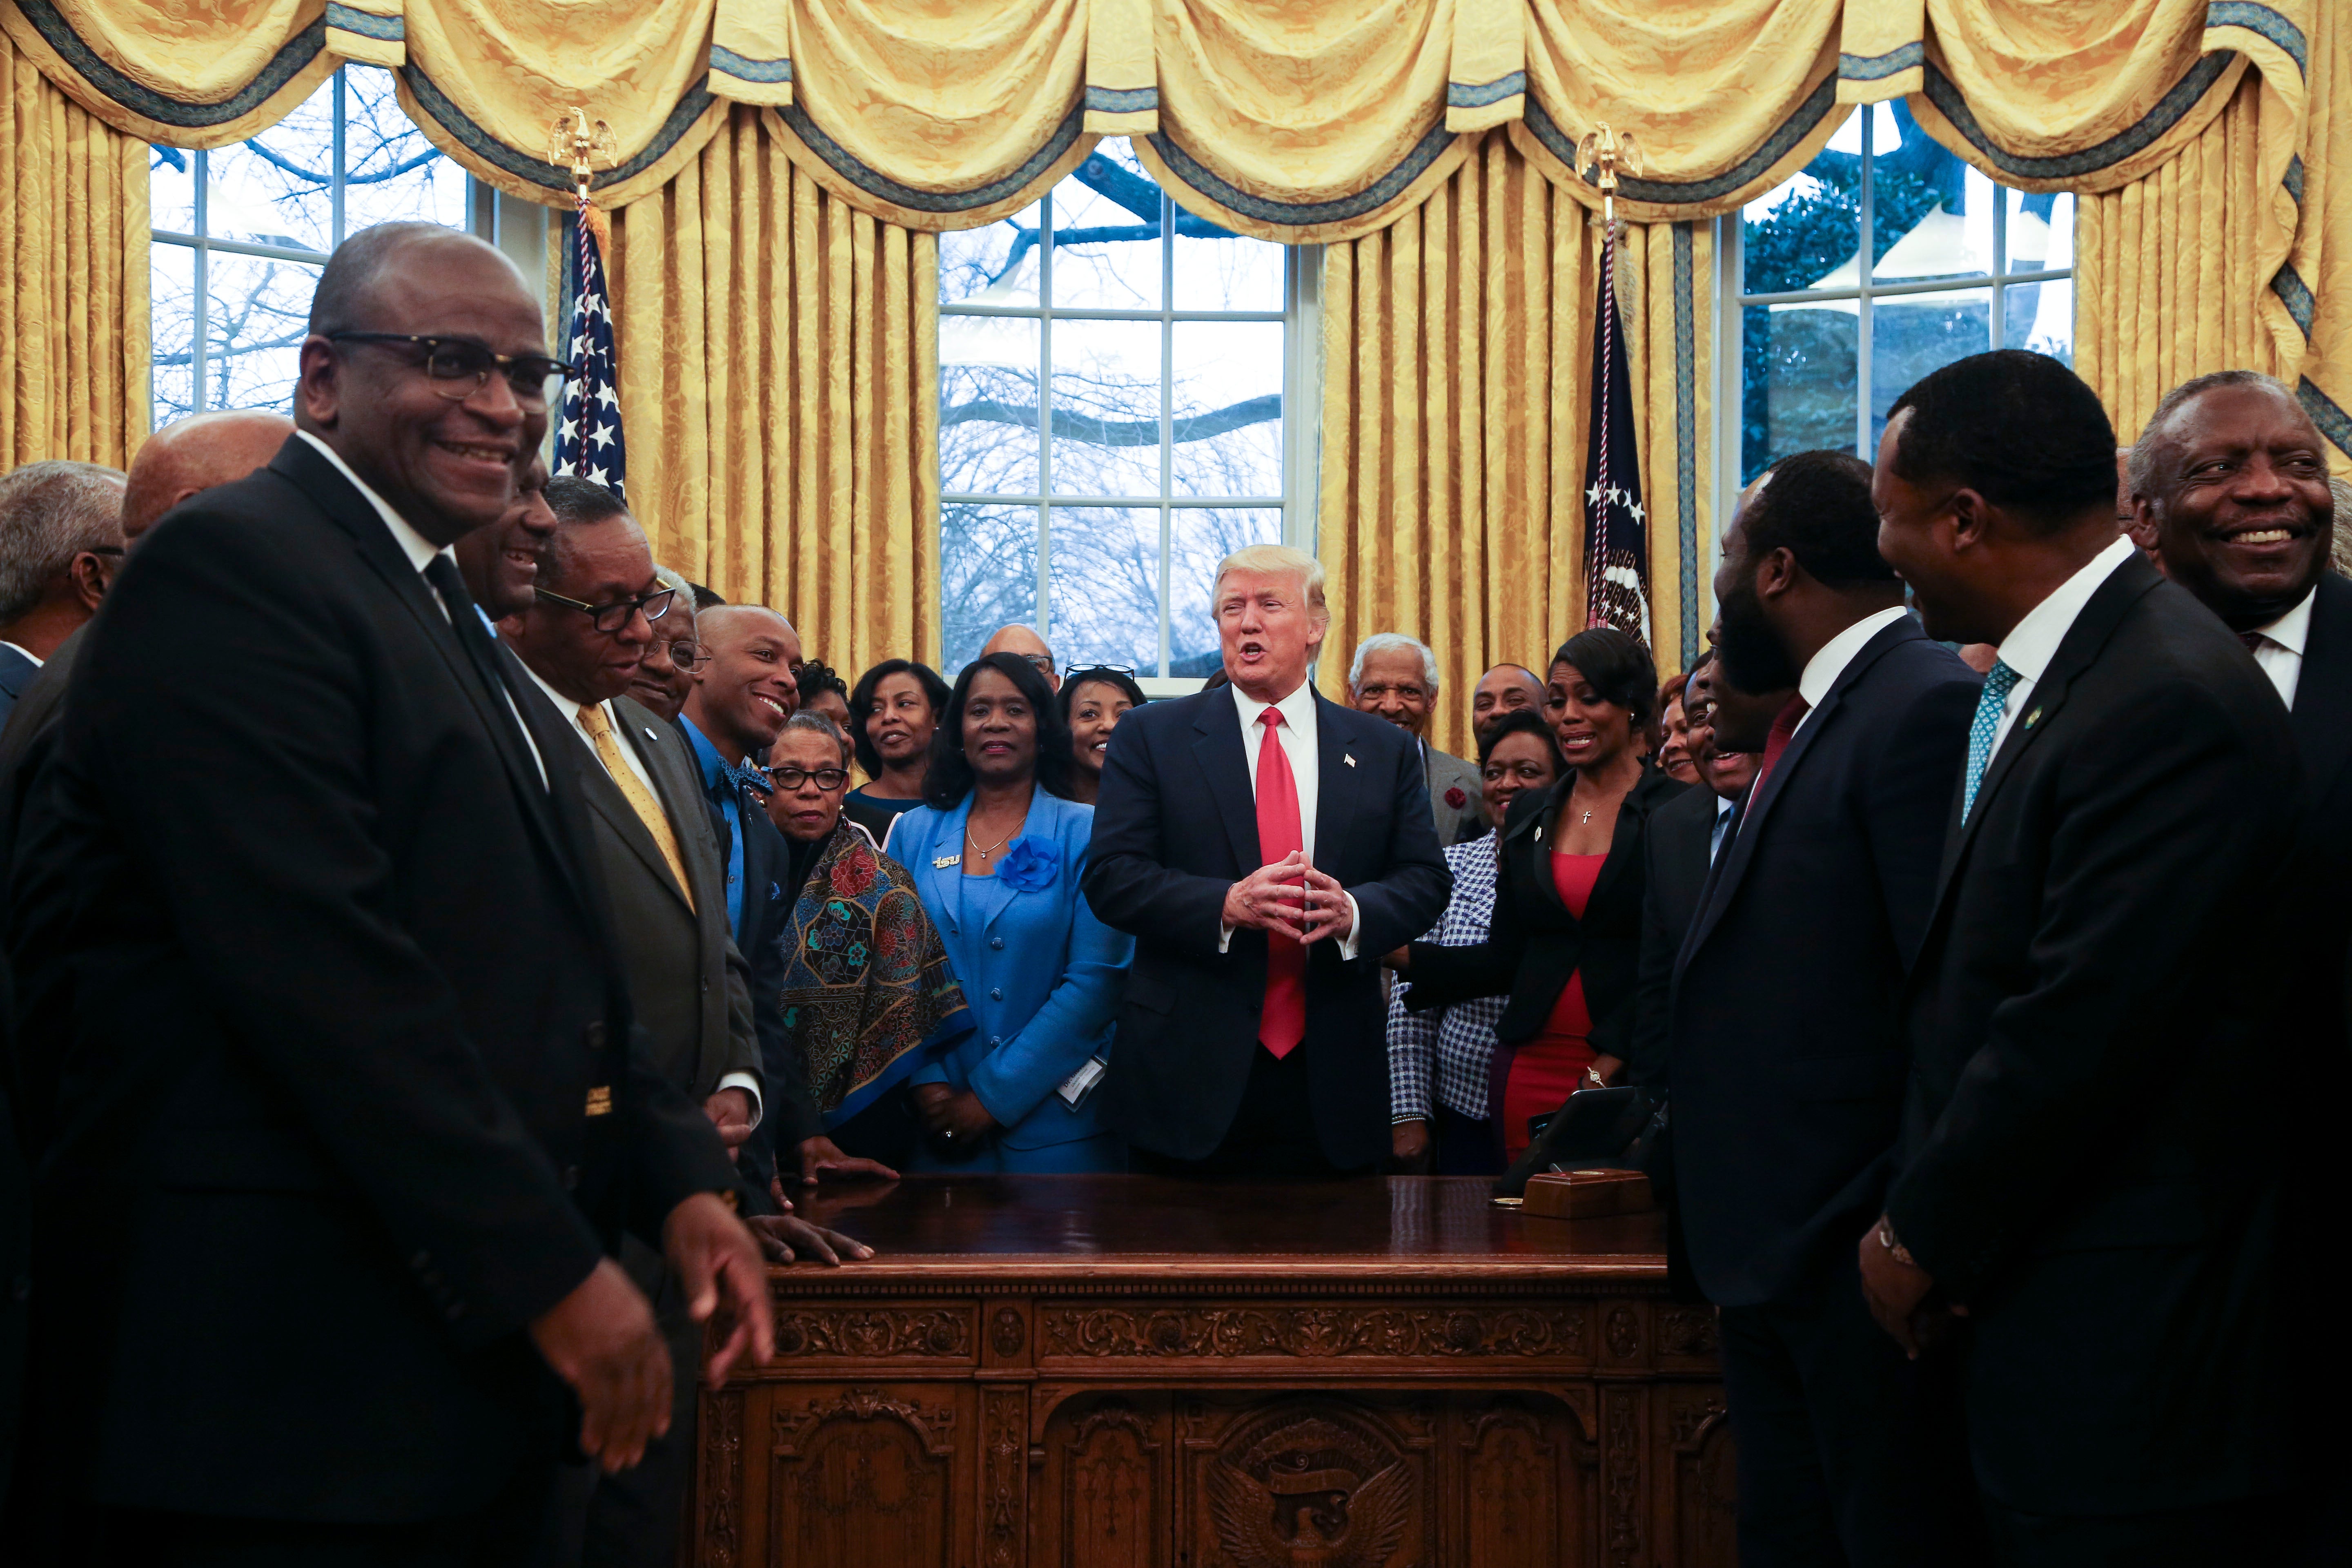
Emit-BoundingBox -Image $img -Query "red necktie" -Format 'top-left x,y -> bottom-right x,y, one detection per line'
1746,694 -> 1810,800
1255,708 -> 1307,1059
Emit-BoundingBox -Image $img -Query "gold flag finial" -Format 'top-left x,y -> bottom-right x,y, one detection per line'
1574,124 -> 1644,236
549,107 -> 617,208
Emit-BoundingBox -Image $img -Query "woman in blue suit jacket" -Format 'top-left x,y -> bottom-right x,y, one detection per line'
887,653 -> 1134,1172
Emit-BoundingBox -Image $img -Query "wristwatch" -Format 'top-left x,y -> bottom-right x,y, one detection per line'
1875,1218 -> 1918,1269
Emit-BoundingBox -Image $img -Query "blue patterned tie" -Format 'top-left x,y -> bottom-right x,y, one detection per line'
1962,660 -> 2022,822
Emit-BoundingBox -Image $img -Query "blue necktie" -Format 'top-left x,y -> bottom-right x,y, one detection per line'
1962,660 -> 2022,822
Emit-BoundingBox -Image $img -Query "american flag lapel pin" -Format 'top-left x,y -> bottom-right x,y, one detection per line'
1344,753 -> 1357,767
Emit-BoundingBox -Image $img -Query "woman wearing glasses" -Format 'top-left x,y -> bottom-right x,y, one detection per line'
1058,665 -> 1147,805
845,659 -> 952,842
886,655 -> 1134,1172
761,712 -> 971,1168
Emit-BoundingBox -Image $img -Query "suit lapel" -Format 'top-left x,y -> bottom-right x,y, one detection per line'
1312,693 -> 1360,868
1192,686 -> 1261,873
1931,551 -> 2158,909
980,791 -> 1046,936
1517,776 -> 1572,918
2292,575 -> 2352,800
924,795 -> 977,932
272,441 -> 587,904
520,684 -> 686,913
621,702 -> 711,916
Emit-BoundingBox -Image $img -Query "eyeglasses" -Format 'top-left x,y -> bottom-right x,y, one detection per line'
533,583 -> 675,634
1064,662 -> 1135,679
1013,653 -> 1054,676
770,766 -> 850,792
666,639 -> 710,672
325,333 -> 579,410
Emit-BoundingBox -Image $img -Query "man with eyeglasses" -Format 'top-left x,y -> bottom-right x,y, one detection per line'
682,605 -> 897,1196
982,622 -> 1060,692
6,223 -> 773,1565
501,478 -> 859,1568
626,566 -> 706,724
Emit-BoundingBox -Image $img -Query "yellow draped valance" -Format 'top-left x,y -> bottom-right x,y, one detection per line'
0,2 -> 2314,243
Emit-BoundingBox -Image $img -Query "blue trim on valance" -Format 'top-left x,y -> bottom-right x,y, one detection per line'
2272,264 -> 2315,337
1146,121 -> 1459,227
1838,43 -> 1924,82
1921,52 -> 2235,181
780,100 -> 1086,214
324,4 -> 403,44
1524,74 -> 1839,207
16,0 -> 323,130
2296,378 -> 2352,462
2204,3 -> 2306,74
1085,85 -> 1158,114
401,64 -> 717,194
710,47 -> 792,86
1448,71 -> 1526,109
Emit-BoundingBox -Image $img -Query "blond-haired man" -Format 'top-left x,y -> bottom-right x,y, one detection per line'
1084,543 -> 1450,1176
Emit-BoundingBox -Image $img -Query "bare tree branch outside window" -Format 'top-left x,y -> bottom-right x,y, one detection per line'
940,146 -> 1292,679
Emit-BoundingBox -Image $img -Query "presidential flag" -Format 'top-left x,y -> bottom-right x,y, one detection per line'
1583,227 -> 1651,642
552,209 -> 624,498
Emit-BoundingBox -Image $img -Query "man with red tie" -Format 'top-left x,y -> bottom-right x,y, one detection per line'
1085,544 -> 1451,1177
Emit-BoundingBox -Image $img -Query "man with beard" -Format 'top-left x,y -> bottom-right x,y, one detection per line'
1869,351 -> 2301,1564
1662,450 -> 1982,1566
2125,369 -> 2350,1560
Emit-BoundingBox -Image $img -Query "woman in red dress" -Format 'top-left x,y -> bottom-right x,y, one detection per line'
1390,628 -> 1689,1160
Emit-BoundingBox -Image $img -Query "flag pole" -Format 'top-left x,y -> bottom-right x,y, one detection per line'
1574,124 -> 1653,641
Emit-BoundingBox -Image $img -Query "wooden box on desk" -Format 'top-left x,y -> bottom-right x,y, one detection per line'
1522,1168 -> 1655,1221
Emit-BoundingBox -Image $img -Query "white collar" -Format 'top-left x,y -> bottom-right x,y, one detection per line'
2252,585 -> 2316,657
1231,677 -> 1318,733
1993,534 -> 2138,684
1796,604 -> 1912,712
295,429 -> 446,575
516,656 -> 603,727
0,641 -> 41,669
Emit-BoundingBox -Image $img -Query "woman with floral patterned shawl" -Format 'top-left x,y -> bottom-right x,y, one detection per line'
766,715 -> 971,1149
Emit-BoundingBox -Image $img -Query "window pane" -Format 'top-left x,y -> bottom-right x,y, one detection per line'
1741,147 -> 1859,297
941,316 -> 1040,495
151,241 -> 198,426
1871,109 -> 1989,283
1171,322 -> 1282,498
1167,507 -> 1282,677
940,202 -> 1040,307
1047,507 -> 1163,673
151,145 -> 196,234
1741,302 -> 1857,480
941,503 -> 1040,675
1049,147 -> 1163,311
209,79 -> 336,253
1871,289 -> 1993,450
206,254 -> 318,413
2005,190 -> 2072,274
340,67 -> 467,234
1174,214 -> 1283,312
1049,319 -> 1161,497
2005,277 -> 2074,364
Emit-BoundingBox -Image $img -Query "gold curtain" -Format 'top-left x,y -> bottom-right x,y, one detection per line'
606,105 -> 939,677
1316,130 -> 1713,759
0,29 -> 147,468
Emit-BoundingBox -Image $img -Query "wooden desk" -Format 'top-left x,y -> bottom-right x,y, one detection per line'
692,1175 -> 1732,1568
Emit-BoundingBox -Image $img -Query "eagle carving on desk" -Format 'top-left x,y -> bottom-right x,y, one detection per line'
1204,1407 -> 1414,1568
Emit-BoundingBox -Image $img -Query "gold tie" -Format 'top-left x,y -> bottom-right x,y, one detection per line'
577,703 -> 696,912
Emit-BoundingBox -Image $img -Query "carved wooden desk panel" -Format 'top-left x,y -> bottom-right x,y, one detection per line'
693,1175 -> 1732,1568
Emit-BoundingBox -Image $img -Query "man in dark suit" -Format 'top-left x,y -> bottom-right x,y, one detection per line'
502,478 -> 855,1568
1867,350 -> 2303,1564
0,413 -> 292,895
1347,633 -> 1485,846
1086,543 -> 1450,1177
2124,368 -> 2351,1559
0,461 -> 124,731
1627,651 -> 1770,1087
1662,451 -> 1982,1566
680,603 -> 897,1190
4,223 -> 772,1565
452,452 -> 557,620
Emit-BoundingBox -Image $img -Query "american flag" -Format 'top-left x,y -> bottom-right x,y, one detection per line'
1584,224 -> 1651,642
552,210 -> 625,497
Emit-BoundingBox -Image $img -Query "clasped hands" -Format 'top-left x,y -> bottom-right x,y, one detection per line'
1855,1211 -> 1969,1360
1224,851 -> 1352,944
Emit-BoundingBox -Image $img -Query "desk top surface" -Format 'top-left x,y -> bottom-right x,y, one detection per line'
781,1174 -> 1665,1288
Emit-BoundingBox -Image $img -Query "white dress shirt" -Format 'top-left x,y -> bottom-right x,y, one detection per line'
1220,677 -> 1360,956
2246,586 -> 2313,708
1984,533 -> 2138,756
1790,604 -> 1913,734
296,430 -> 547,784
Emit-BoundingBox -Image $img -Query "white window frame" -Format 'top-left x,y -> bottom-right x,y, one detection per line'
938,170 -> 1318,697
1713,109 -> 2074,543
